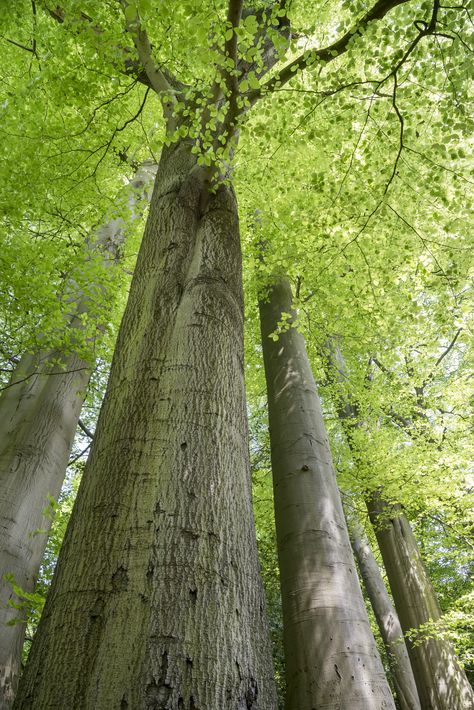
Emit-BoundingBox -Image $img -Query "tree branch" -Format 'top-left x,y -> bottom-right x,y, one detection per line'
434,327 -> 462,367
225,0 -> 244,74
0,36 -> 35,53
78,419 -> 95,440
68,442 -> 92,466
247,0 -> 411,104
120,1 -> 174,96
218,0 -> 244,144
42,3 -> 177,92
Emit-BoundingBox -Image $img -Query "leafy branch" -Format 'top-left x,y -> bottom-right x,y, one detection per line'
247,0 -> 412,105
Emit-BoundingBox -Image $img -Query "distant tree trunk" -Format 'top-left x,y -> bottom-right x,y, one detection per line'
0,163 -> 156,710
15,141 -> 276,710
0,352 -> 90,710
367,494 -> 474,710
259,274 -> 395,710
324,340 -> 474,710
347,514 -> 421,710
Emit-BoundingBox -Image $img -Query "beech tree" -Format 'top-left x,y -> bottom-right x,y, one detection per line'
0,0 -> 471,708
346,513 -> 421,710
323,341 -> 474,709
368,495 -> 474,709
258,274 -> 395,709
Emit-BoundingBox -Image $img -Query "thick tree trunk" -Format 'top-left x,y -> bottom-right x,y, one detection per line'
368,494 -> 474,710
347,515 -> 421,710
259,275 -> 395,710
0,164 -> 156,710
15,141 -> 276,710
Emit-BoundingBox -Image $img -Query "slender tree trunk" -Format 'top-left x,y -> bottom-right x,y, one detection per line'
259,275 -> 395,710
347,514 -> 421,710
367,494 -> 474,710
324,341 -> 474,710
0,163 -> 156,710
15,141 -> 276,710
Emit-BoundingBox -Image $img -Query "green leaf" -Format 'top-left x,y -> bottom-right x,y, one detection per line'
124,3 -> 137,22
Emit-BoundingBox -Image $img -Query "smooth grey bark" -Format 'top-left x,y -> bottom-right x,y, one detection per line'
15,141 -> 276,710
368,495 -> 474,710
347,514 -> 421,710
0,163 -> 156,710
259,275 -> 395,710
325,341 -> 474,710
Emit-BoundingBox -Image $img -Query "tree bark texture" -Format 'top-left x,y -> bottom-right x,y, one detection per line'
259,275 -> 395,710
368,495 -> 474,710
15,141 -> 276,710
0,163 -> 156,710
347,515 -> 421,710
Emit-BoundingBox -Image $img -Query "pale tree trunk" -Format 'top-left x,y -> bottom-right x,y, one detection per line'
347,514 -> 421,710
367,495 -> 474,710
0,163 -> 156,710
259,275 -> 395,710
325,341 -> 474,710
15,141 -> 276,710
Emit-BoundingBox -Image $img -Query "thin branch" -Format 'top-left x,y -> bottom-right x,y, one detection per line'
68,442 -> 92,466
371,356 -> 392,375
384,72 -> 404,194
78,419 -> 95,440
90,87 -> 151,177
1,36 -> 34,53
435,328 -> 462,367
219,0 -> 244,144
43,3 -> 176,91
225,0 -> 244,72
0,367 -> 90,393
31,0 -> 38,60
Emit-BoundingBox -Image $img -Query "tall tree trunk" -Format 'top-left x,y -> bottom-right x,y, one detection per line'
0,163 -> 156,710
347,514 -> 421,710
367,494 -> 474,710
325,341 -> 474,710
259,275 -> 395,710
15,141 -> 276,710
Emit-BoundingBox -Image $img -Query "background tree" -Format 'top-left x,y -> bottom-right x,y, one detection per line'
259,273 -> 395,709
346,511 -> 421,710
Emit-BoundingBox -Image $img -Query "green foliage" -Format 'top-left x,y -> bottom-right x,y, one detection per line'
406,591 -> 474,679
1,0 -> 472,695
